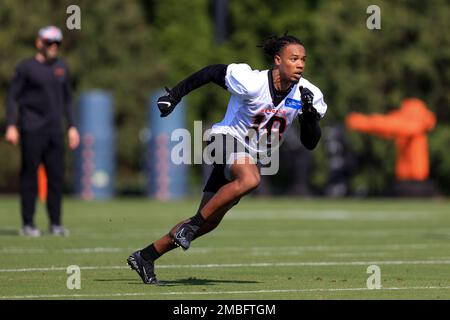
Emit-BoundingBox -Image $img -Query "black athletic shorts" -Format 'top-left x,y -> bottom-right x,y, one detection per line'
203,134 -> 253,193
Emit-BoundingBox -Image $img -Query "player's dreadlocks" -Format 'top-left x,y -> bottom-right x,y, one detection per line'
259,32 -> 304,59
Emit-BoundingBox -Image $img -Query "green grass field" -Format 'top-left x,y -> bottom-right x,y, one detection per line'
0,196 -> 449,300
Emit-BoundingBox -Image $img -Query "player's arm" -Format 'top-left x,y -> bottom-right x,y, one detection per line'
298,86 -> 321,150
157,64 -> 228,117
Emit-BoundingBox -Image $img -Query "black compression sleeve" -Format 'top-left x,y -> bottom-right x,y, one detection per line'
299,114 -> 322,150
170,64 -> 228,101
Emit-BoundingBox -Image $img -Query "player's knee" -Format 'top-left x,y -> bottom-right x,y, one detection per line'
236,173 -> 260,195
249,173 -> 261,190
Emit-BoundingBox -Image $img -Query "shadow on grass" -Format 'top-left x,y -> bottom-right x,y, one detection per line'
94,279 -> 138,282
0,228 -> 19,236
424,233 -> 450,240
95,277 -> 260,286
157,277 -> 260,287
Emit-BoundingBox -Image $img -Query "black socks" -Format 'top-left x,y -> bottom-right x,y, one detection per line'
189,211 -> 206,227
140,244 -> 161,262
140,212 -> 206,261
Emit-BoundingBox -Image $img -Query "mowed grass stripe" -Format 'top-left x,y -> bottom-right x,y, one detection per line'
1,242 -> 449,254
1,197 -> 449,299
2,286 -> 450,299
1,259 -> 450,273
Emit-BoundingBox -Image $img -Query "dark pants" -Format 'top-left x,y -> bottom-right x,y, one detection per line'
20,133 -> 64,227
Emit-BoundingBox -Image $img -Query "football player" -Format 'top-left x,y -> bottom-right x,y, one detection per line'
127,34 -> 327,284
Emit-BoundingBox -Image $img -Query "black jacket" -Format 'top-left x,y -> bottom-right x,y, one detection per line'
6,58 -> 74,134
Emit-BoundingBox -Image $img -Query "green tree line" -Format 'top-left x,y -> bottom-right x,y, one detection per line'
1,0 -> 449,195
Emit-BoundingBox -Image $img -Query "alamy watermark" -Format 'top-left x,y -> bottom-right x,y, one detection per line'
64,6 -> 381,34
169,121 -> 280,176
66,265 -> 81,290
66,5 -> 81,30
366,265 -> 382,289
366,5 -> 381,30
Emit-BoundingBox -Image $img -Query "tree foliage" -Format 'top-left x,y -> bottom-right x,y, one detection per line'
1,0 -> 449,194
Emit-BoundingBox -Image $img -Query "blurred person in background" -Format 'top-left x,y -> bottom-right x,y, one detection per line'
4,26 -> 79,237
127,34 -> 328,284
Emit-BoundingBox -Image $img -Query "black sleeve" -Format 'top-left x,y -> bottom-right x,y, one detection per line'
170,64 -> 228,101
5,63 -> 26,126
298,112 -> 321,150
63,65 -> 75,129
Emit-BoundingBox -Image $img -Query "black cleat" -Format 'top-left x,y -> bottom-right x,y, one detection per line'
127,251 -> 159,284
170,222 -> 200,250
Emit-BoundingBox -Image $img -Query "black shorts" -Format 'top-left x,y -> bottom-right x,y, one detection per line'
202,134 -> 253,193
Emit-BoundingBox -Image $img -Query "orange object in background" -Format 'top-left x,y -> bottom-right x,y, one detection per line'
346,98 -> 436,181
37,164 -> 47,202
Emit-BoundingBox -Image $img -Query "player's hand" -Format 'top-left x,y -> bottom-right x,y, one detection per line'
157,87 -> 180,118
5,125 -> 20,145
68,126 -> 80,150
299,86 -> 319,122
300,86 -> 314,110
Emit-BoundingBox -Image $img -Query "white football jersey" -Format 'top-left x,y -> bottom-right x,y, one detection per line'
210,63 -> 327,154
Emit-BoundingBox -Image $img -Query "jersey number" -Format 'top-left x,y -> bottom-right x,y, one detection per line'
251,114 -> 287,144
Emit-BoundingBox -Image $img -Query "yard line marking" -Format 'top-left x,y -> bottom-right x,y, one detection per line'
68,228 -> 450,239
0,266 -> 126,272
1,286 -> 450,299
1,259 -> 450,273
228,209 -> 442,221
2,243 -> 449,255
213,228 -> 450,238
0,293 -> 145,299
62,248 -> 124,253
160,286 -> 450,296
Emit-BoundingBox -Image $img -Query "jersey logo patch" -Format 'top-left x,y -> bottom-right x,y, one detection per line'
284,98 -> 302,110
54,67 -> 65,77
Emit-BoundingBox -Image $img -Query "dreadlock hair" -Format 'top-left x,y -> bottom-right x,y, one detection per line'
259,32 -> 304,60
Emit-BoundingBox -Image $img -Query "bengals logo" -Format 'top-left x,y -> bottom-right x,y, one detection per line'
54,67 -> 66,77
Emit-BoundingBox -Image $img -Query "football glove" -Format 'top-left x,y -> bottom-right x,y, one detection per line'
157,87 -> 180,117
299,86 -> 319,122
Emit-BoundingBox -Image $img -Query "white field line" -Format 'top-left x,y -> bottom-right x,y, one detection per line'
1,243 -> 449,255
48,228 -> 450,239
227,209 -> 443,221
1,286 -> 450,299
210,228 -> 450,238
0,293 -> 145,299
159,286 -> 450,296
1,259 -> 450,273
